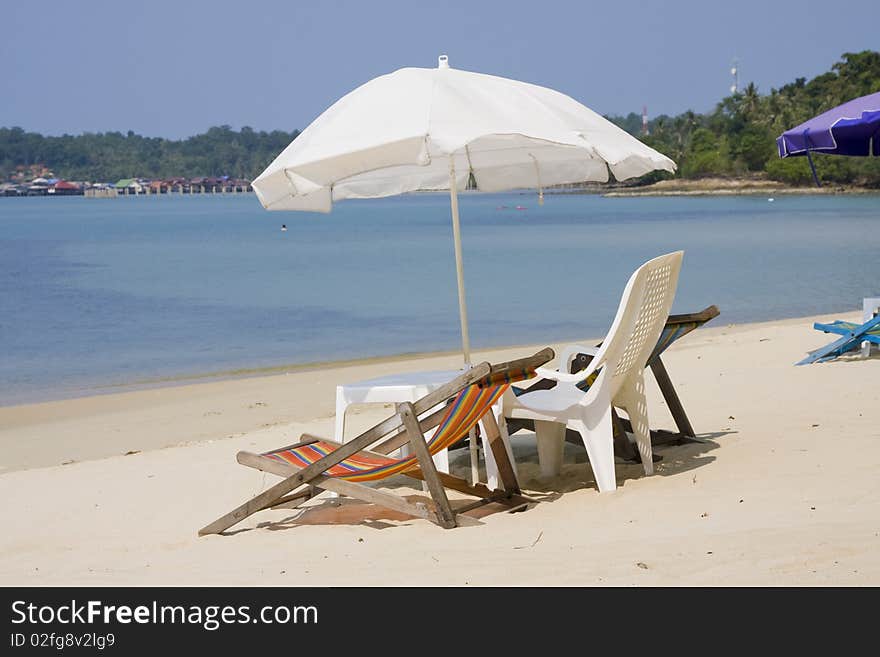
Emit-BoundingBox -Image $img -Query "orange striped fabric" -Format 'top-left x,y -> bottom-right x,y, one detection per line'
265,383 -> 508,482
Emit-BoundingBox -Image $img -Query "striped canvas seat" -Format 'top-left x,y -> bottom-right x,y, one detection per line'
646,319 -> 708,365
199,349 -> 555,535
264,367 -> 535,483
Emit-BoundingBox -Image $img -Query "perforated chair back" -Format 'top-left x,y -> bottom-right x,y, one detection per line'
589,252 -> 683,400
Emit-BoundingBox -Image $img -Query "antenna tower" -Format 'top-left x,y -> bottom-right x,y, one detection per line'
730,58 -> 739,95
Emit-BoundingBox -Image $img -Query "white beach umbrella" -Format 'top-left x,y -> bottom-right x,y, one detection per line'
253,55 -> 676,364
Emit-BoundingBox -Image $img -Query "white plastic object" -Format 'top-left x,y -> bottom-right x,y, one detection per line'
534,420 -> 566,477
500,251 -> 684,492
334,368 -> 509,487
334,369 -> 460,474
862,297 -> 880,358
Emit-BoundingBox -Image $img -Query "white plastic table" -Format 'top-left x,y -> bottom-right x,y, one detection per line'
334,369 -> 508,486
863,297 -> 880,357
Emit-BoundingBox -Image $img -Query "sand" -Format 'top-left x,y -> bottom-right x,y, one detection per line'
601,176 -> 880,197
1,311 -> 878,586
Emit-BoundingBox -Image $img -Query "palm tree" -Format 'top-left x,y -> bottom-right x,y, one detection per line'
742,82 -> 760,120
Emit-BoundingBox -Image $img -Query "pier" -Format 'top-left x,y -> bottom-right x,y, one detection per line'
10,181 -> 253,199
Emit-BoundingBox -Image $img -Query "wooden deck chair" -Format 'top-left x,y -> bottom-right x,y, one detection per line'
199,348 -> 555,535
796,314 -> 880,365
505,305 -> 720,460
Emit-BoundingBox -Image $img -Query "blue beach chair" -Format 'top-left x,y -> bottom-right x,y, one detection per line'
796,314 -> 880,365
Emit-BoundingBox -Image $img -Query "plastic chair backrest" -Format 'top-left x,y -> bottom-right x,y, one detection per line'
592,251 -> 683,398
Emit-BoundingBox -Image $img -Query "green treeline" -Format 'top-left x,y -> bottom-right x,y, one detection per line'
0,125 -> 300,182
609,50 -> 880,187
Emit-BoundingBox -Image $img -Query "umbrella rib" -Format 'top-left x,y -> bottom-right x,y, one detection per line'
277,135 -> 670,193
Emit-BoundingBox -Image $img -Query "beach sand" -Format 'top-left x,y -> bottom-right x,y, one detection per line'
1,311 -> 878,586
601,176 -> 879,197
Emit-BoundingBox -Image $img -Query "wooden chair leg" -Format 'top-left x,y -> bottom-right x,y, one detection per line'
398,403 -> 457,529
199,471 -> 313,536
480,410 -> 520,493
236,452 -> 440,523
404,468 -> 534,510
611,408 -> 639,461
650,357 -> 695,438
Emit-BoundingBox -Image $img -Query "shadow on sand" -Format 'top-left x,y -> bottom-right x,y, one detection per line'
220,427 -> 735,534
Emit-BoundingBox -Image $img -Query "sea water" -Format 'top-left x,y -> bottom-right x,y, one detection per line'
1,191 -> 877,405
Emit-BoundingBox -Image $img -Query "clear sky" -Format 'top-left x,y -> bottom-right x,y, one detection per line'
2,0 -> 875,139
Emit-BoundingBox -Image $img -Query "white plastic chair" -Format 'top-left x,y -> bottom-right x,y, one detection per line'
500,251 -> 684,492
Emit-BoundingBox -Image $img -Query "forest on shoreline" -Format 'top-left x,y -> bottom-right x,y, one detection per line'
0,126 -> 299,183
609,50 -> 880,188
1,50 -> 878,187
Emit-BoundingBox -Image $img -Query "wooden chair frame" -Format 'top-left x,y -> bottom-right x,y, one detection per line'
199,348 -> 554,535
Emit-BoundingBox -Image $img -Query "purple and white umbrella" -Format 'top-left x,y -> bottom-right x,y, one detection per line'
777,90 -> 880,185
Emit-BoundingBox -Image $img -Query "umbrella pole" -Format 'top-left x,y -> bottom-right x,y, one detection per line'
449,157 -> 471,366
805,150 -> 821,187
802,131 -> 821,187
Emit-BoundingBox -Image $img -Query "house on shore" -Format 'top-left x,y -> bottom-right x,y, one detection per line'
26,178 -> 50,195
48,180 -> 83,195
114,179 -> 144,194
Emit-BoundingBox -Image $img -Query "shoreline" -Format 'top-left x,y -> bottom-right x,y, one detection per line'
0,309 -> 858,473
6,181 -> 880,202
0,340 -> 545,410
3,301 -> 863,410
603,187 -> 880,197
599,177 -> 880,197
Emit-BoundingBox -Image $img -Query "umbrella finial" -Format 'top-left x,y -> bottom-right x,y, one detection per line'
438,54 -> 449,69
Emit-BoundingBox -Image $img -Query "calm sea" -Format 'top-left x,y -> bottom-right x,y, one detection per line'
1,192 -> 878,405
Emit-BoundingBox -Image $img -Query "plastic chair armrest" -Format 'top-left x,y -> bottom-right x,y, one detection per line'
534,363 -> 599,385
558,343 -> 600,372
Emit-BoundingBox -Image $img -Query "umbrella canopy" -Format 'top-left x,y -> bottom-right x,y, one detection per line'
253,55 -> 676,363
254,56 -> 675,211
777,91 -> 880,158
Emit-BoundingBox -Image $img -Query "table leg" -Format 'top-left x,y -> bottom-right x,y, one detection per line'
334,386 -> 348,442
469,427 -> 479,485
863,298 -> 880,358
330,388 -> 352,499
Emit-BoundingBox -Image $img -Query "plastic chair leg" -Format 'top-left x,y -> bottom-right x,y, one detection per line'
534,420 -> 566,477
574,402 -> 616,493
618,373 -> 654,476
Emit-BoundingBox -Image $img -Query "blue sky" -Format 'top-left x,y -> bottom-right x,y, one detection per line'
2,0 -> 875,139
